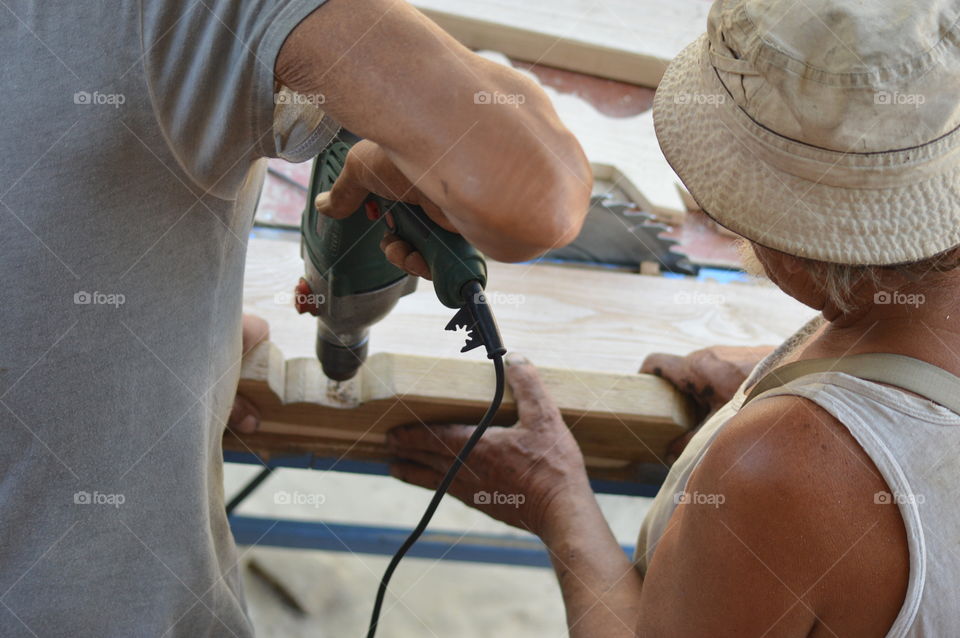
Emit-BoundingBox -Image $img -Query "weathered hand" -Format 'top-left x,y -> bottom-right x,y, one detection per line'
388,354 -> 593,537
641,345 -> 774,414
227,314 -> 270,434
640,345 -> 775,460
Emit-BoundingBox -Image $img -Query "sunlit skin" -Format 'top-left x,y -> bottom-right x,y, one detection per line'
275,0 -> 592,264
387,238 -> 960,637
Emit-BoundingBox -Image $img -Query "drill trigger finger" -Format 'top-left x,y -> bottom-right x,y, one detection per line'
382,235 -> 416,272
404,252 -> 432,280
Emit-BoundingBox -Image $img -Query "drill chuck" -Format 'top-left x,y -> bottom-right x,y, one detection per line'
317,332 -> 370,382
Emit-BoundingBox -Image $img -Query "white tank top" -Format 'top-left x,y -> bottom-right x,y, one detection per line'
635,317 -> 960,637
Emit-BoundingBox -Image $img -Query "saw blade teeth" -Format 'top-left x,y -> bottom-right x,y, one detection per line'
547,194 -> 696,275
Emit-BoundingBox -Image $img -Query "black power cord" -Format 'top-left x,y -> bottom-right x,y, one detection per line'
366,282 -> 506,638
366,354 -> 504,638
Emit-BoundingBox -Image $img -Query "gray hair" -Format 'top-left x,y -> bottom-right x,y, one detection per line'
800,249 -> 960,314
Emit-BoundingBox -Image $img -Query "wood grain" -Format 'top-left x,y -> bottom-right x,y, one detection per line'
242,236 -> 816,374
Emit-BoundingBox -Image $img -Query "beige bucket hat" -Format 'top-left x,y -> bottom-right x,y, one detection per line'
654,0 -> 960,265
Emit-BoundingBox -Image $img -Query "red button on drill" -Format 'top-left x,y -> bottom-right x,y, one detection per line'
293,277 -> 320,315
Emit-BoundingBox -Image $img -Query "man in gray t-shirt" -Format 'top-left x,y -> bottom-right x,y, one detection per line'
0,1 -> 590,635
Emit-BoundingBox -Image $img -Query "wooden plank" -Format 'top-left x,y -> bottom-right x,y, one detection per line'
412,0 -> 711,88
231,342 -> 696,474
478,51 -> 688,224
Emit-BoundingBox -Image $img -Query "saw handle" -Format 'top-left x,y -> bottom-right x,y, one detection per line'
374,196 -> 488,309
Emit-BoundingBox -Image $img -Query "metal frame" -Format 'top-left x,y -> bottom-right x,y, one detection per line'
225,451 -> 664,567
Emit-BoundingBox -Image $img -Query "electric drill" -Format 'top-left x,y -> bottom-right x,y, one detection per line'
295,130 -> 505,381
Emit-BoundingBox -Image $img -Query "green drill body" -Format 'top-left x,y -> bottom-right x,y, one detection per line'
299,131 -> 488,381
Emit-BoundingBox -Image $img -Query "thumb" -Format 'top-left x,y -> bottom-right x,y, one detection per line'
314,140 -> 413,220
506,353 -> 560,429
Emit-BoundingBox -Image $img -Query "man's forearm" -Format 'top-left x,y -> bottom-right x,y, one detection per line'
275,0 -> 591,261
540,494 -> 643,637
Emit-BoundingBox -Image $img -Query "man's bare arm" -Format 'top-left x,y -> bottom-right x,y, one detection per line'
275,0 -> 592,261
636,395 -> 908,637
539,497 -> 644,637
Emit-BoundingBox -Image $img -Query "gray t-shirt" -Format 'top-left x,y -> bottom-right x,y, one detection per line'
0,2 -> 335,635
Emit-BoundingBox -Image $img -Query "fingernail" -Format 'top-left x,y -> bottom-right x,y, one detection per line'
505,352 -> 528,366
314,192 -> 330,213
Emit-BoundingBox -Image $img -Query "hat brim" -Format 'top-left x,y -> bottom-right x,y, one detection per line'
653,34 -> 960,266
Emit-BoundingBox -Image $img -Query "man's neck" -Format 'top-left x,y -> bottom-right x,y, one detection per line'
804,284 -> 960,377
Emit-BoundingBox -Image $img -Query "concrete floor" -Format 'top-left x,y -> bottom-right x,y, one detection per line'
225,464 -> 653,637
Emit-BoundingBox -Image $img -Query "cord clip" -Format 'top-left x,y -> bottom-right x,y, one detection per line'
444,281 -> 507,359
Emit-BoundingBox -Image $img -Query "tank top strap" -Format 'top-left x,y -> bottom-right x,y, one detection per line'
743,353 -> 960,414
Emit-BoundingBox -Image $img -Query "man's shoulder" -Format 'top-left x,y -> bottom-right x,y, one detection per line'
686,393 -> 909,631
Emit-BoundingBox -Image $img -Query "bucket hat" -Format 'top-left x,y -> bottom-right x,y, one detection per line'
654,0 -> 960,265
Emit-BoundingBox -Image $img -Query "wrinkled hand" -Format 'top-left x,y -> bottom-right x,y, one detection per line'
314,139 -> 449,281
227,314 -> 270,434
640,345 -> 775,460
388,354 -> 592,537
